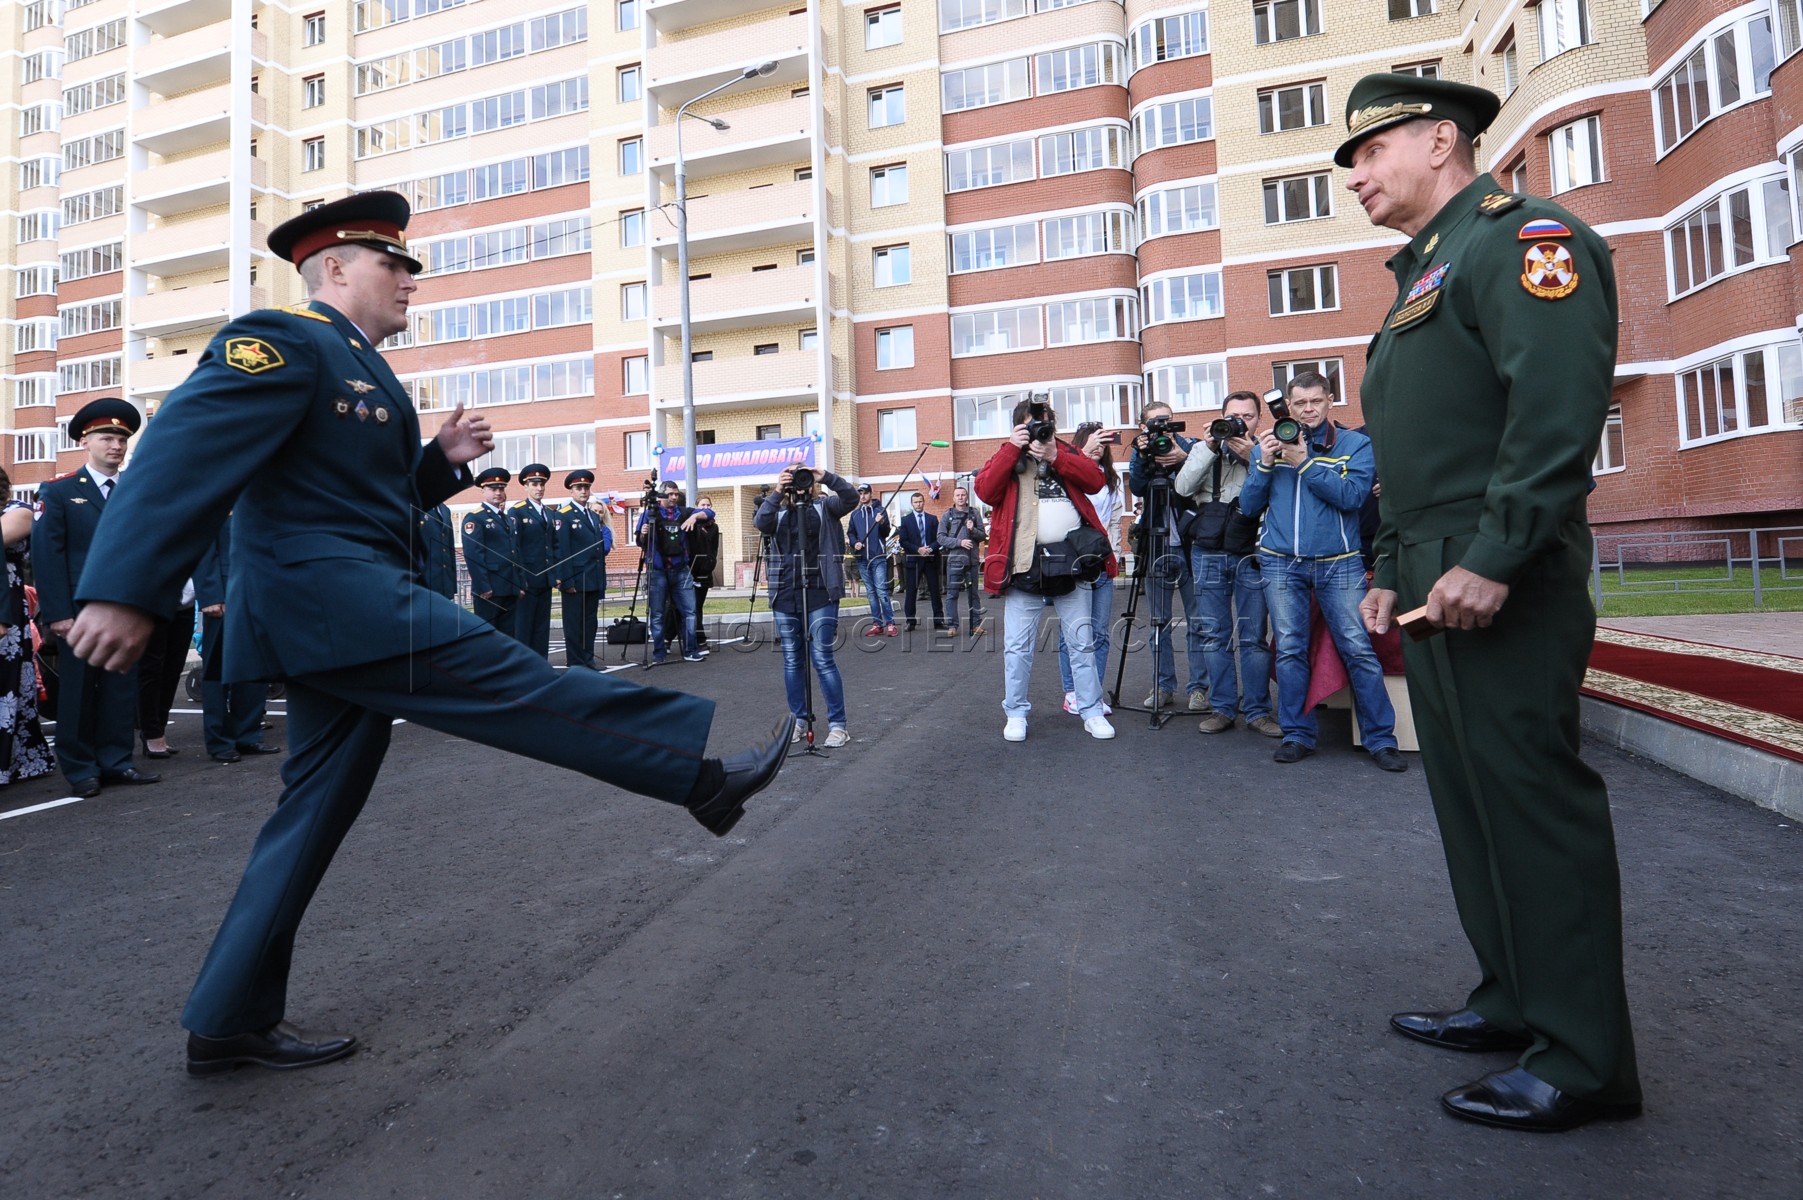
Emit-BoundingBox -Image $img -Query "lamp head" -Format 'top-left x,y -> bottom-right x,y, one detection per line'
752,60 -> 778,77
707,117 -> 730,130
928,440 -> 951,448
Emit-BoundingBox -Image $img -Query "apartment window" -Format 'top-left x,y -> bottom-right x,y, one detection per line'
954,393 -> 1016,438
878,408 -> 917,452
12,376 -> 56,408
60,242 -> 122,281
1389,0 -> 1434,18
754,345 -> 780,357
867,4 -> 903,48
1549,116 -> 1603,194
475,157 -> 530,196
534,288 -> 593,329
17,211 -> 59,243
625,431 -> 652,470
942,59 -> 1030,112
1046,296 -> 1137,345
19,158 -> 59,192
60,298 -> 120,338
303,137 -> 326,171
1044,210 -> 1132,259
474,297 -> 533,337
303,75 -> 326,108
945,139 -> 1035,191
21,51 -> 64,86
471,228 -> 528,268
871,163 -> 909,206
1139,181 -> 1219,238
797,248 -> 817,265
620,138 -> 643,175
1036,43 -> 1122,94
800,328 -> 819,351
1594,406 -> 1625,473
1667,181 -> 1792,296
874,244 -> 911,287
620,209 -> 645,247
618,65 -> 641,103
1263,172 -> 1332,223
1655,18 -> 1777,153
1146,361 -> 1228,411
1142,271 -> 1223,323
1134,96 -> 1213,155
951,306 -> 1042,356
19,103 -> 57,138
15,266 -> 57,298
1131,11 -> 1209,70
623,355 -> 648,394
1677,342 -> 1803,443
757,424 -> 784,440
950,222 -> 1038,273
24,1 -> 54,33
1506,156 -> 1529,194
795,167 -> 813,182
1272,358 -> 1345,399
1257,83 -> 1327,133
876,325 -> 915,369
1499,36 -> 1519,97
1394,60 -> 1440,78
1041,126 -> 1128,176
869,85 -> 906,128
305,12 -> 327,44
619,0 -> 639,31
65,19 -> 126,63
621,282 -> 646,321
1254,0 -> 1322,44
1539,0 -> 1591,61
14,319 -> 58,354
689,351 -> 713,364
939,0 -> 1028,33
1267,265 -> 1338,315
15,433 -> 54,464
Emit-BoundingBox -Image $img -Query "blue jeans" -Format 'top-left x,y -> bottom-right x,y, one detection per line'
772,604 -> 847,726
1004,588 -> 1103,720
1261,552 -> 1397,751
1057,576 -> 1114,696
1190,549 -> 1273,721
856,556 -> 894,626
1147,546 -> 1205,696
646,566 -> 697,658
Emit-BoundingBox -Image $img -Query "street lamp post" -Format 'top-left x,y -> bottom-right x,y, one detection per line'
674,60 -> 778,506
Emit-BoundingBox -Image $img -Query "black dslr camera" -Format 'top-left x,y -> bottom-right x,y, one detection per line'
1143,414 -> 1187,456
1024,400 -> 1057,443
1208,414 -> 1248,442
1263,389 -> 1303,445
785,465 -> 816,496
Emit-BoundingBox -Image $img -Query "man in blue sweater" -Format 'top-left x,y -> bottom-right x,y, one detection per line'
1239,371 -> 1404,772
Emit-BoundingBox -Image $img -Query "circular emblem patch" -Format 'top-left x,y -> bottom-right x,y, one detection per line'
1521,242 -> 1579,300
464,521 -> 476,534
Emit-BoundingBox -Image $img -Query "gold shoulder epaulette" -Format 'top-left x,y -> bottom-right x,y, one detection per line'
274,303 -> 332,323
1478,191 -> 1525,217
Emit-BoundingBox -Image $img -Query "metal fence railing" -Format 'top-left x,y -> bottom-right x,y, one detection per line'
1591,525 -> 1803,610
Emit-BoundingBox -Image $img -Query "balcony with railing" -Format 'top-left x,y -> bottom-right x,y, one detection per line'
644,11 -> 810,102
654,351 -> 819,412
647,93 -> 812,181
650,179 -> 813,258
651,264 -> 816,334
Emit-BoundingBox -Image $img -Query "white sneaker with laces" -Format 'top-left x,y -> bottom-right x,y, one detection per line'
1083,716 -> 1116,739
1003,717 -> 1028,742
824,726 -> 850,748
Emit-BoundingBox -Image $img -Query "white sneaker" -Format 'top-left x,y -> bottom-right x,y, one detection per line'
824,726 -> 850,748
1003,716 -> 1028,742
1062,691 -> 1078,714
790,719 -> 807,744
1083,716 -> 1116,740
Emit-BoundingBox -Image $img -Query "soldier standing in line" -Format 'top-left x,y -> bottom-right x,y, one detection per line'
509,463 -> 556,658
553,469 -> 611,670
463,467 -> 521,637
1340,74 -> 1641,1131
418,500 -> 459,601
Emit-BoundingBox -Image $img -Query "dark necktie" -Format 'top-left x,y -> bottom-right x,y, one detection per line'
99,478 -> 112,501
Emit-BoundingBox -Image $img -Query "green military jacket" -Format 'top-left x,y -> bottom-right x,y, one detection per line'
1361,173 -> 1615,595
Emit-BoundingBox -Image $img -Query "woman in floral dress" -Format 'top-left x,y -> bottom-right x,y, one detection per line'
0,470 -> 54,784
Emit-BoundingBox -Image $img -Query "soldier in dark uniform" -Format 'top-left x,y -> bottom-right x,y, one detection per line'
1339,75 -> 1641,1131
418,501 -> 459,600
509,463 -> 556,657
194,513 -> 279,764
31,398 -> 161,798
462,467 -> 521,637
65,192 -> 789,1078
553,469 -> 611,670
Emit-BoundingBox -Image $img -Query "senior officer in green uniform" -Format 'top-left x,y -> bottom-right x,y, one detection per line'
65,192 -> 790,1078
1341,75 -> 1641,1131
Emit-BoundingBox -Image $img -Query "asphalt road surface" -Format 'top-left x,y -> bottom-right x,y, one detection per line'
3,617 -> 1798,1199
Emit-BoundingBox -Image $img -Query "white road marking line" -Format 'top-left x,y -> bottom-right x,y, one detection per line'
0,796 -> 86,822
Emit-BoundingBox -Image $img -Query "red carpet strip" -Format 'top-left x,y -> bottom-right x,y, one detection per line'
1584,630 -> 1803,763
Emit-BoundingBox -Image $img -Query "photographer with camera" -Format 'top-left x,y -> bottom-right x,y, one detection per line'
974,398 -> 1117,742
634,480 -> 711,665
1127,402 -> 1209,713
755,463 -> 858,748
1175,392 -> 1281,738
936,485 -> 987,636
1238,372 -> 1403,771
847,483 -> 896,636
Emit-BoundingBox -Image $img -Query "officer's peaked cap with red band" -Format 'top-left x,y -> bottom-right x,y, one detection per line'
267,191 -> 423,274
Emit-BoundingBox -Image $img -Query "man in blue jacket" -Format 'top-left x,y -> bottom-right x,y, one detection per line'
846,484 -> 895,635
635,480 -> 710,664
1238,371 -> 1404,772
65,192 -> 789,1078
553,469 -> 612,670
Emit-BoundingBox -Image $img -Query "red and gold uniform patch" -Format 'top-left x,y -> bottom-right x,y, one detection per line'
1521,242 -> 1579,300
225,337 -> 285,373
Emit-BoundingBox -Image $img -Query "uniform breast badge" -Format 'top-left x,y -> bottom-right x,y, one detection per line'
1521,242 -> 1579,300
355,400 -> 371,422
464,521 -> 477,534
346,379 -> 376,394
374,407 -> 390,424
334,399 -> 351,416
1390,262 -> 1450,330
225,337 -> 285,374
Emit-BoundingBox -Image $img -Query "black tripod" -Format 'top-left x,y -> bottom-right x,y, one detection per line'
618,543 -> 652,668
1108,473 -> 1180,729
779,487 -> 827,758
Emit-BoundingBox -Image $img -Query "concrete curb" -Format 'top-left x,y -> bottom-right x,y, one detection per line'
1581,696 -> 1803,820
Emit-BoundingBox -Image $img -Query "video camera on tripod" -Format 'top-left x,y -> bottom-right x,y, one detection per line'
639,470 -> 662,508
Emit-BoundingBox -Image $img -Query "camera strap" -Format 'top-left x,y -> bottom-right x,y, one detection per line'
1210,452 -> 1224,503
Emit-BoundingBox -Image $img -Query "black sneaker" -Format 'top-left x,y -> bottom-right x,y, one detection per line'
1273,741 -> 1315,764
1370,747 -> 1408,773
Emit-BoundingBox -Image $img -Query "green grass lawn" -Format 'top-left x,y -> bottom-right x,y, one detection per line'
1593,564 -> 1803,616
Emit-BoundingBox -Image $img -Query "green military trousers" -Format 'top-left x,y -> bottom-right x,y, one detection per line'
1396,528 -> 1641,1105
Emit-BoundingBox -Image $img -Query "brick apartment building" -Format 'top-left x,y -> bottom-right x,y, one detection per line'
2,0 -> 1799,585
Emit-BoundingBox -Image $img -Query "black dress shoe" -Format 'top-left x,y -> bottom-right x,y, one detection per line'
211,751 -> 242,764
1441,1066 -> 1642,1132
687,715 -> 793,837
1390,1008 -> 1533,1053
1370,747 -> 1408,773
73,778 -> 101,798
1273,741 -> 1315,764
241,743 -> 283,755
100,767 -> 161,785
187,1021 -> 359,1077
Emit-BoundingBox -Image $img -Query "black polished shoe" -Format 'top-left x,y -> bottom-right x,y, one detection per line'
687,715 -> 793,838
1371,747 -> 1408,773
1441,1066 -> 1642,1132
210,751 -> 242,764
100,767 -> 161,785
1273,741 -> 1315,764
1390,1008 -> 1533,1053
73,778 -> 101,798
241,744 -> 283,755
187,1022 -> 359,1077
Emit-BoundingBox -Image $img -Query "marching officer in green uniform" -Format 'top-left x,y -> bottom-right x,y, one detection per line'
65,191 -> 790,1078
1341,75 -> 1641,1131
509,463 -> 557,658
462,467 -> 521,636
553,469 -> 612,670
